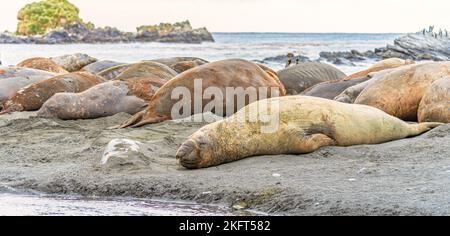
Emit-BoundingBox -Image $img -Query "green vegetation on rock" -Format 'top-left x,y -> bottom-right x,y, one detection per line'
16,0 -> 91,36
137,20 -> 193,36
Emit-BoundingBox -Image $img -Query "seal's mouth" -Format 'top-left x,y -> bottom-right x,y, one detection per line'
176,139 -> 202,169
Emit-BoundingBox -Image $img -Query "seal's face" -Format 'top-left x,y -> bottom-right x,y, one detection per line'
0,101 -> 23,114
176,135 -> 214,169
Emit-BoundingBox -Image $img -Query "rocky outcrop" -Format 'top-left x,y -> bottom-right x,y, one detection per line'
319,50 -> 379,66
262,53 -> 311,64
136,21 -> 214,43
319,28 -> 450,65
0,21 -> 214,44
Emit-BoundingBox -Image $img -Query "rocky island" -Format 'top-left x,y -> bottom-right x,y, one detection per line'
0,0 -> 214,44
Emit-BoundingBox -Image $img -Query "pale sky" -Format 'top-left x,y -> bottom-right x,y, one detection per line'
1,0 -> 449,33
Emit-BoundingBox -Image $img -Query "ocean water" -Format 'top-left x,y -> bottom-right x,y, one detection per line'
0,33 -> 402,216
0,32 -> 403,74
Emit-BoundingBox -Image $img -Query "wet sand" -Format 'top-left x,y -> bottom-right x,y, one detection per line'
0,112 -> 449,215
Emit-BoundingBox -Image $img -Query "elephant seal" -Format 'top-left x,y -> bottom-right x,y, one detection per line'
37,77 -> 166,120
0,66 -> 56,79
355,62 -> 450,121
334,65 -> 414,103
0,67 -> 56,107
301,76 -> 371,99
132,57 -> 208,75
149,57 -> 209,67
418,78 -> 450,123
277,62 -> 346,95
116,59 -> 286,128
50,53 -> 97,72
115,61 -> 178,81
98,64 -> 131,80
170,60 -> 207,73
1,72 -> 105,113
81,60 -> 125,74
176,96 -> 442,169
16,57 -> 68,74
345,58 -> 415,80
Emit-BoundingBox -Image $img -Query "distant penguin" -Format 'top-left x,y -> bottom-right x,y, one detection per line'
296,57 -> 300,65
285,53 -> 294,68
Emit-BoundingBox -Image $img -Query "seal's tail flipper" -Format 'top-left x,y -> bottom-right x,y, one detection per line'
130,115 -> 168,128
409,122 -> 443,136
109,111 -> 168,129
108,110 -> 146,129
0,107 -> 11,115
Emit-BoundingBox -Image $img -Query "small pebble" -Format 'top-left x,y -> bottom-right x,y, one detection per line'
232,201 -> 249,210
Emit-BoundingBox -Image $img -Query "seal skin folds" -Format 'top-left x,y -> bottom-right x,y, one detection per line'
1,72 -> 105,113
277,62 -> 346,95
418,78 -> 450,123
118,59 -> 286,128
355,62 -> 450,121
176,96 -> 442,169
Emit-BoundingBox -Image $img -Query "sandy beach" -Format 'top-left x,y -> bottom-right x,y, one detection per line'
0,112 -> 448,216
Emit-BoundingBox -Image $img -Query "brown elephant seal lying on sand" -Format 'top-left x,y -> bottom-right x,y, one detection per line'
176,96 -> 442,169
301,76 -> 371,99
170,60 -> 207,73
114,61 -> 178,81
98,64 -> 131,80
117,59 -> 286,128
0,66 -> 55,79
150,57 -> 209,67
304,59 -> 416,100
16,57 -> 68,74
0,67 -> 56,108
345,58 -> 415,80
37,77 -> 166,120
355,62 -> 450,121
144,57 -> 209,73
418,78 -> 450,123
277,62 -> 346,95
1,72 -> 105,113
334,64 -> 415,103
81,60 -> 125,74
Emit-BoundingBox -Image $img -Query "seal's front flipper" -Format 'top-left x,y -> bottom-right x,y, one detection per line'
295,133 -> 336,154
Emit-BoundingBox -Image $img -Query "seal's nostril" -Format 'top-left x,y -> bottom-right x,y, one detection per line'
175,150 -> 186,160
176,140 -> 195,160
